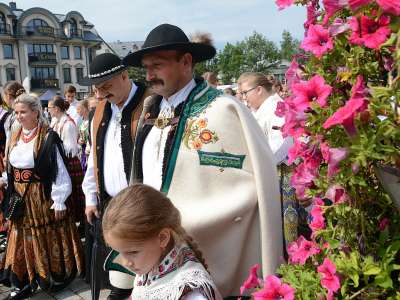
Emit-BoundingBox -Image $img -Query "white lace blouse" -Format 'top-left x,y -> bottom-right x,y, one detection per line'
9,132 -> 72,211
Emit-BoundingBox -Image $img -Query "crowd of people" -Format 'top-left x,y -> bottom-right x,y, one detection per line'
0,23 -> 305,300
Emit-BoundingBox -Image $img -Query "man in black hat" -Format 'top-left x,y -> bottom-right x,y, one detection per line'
81,53 -> 152,300
122,24 -> 283,297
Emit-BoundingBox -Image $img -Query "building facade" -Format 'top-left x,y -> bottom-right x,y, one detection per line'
97,40 -> 143,58
0,2 -> 103,99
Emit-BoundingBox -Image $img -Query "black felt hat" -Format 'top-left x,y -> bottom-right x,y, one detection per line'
81,53 -> 127,86
123,24 -> 216,67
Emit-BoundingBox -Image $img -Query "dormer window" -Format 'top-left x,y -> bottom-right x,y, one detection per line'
27,18 -> 49,29
0,12 -> 6,34
70,18 -> 79,37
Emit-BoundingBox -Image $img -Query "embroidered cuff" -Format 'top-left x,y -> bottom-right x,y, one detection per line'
51,202 -> 67,211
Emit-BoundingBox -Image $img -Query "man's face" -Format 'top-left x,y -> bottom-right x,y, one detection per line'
94,72 -> 127,106
142,50 -> 190,98
65,92 -> 75,104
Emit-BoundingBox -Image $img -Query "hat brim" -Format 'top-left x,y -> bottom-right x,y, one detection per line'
80,66 -> 128,86
123,42 -> 216,68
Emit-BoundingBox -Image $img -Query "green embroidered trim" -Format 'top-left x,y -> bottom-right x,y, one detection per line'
103,250 -> 136,276
197,150 -> 245,169
161,81 -> 208,194
188,87 -> 222,118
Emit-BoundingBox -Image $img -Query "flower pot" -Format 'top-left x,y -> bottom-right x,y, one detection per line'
374,163 -> 400,209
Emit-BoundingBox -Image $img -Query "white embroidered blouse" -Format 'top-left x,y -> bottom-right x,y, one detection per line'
131,243 -> 222,300
9,129 -> 72,211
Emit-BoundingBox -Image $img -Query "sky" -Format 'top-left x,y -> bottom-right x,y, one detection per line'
10,0 -> 306,49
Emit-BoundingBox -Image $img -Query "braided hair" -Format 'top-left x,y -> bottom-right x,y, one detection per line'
102,183 -> 209,271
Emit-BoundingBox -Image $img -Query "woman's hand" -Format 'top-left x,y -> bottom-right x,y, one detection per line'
55,209 -> 66,221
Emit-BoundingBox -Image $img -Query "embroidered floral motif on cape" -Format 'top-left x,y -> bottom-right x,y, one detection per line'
182,118 -> 219,150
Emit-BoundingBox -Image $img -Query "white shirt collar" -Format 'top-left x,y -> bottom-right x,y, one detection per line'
160,79 -> 196,112
111,81 -> 138,113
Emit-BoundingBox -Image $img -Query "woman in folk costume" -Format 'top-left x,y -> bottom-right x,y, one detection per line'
0,94 -> 84,299
102,184 -> 222,300
48,96 -> 85,226
76,99 -> 90,171
236,72 -> 310,246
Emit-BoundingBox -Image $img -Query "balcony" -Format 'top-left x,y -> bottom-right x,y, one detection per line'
21,26 -> 63,38
0,24 -> 11,35
31,78 -> 59,89
28,52 -> 57,64
69,29 -> 83,39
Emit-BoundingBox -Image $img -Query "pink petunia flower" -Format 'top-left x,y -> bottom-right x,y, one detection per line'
285,59 -> 303,89
288,139 -> 308,165
377,0 -> 400,16
349,15 -> 392,49
323,0 -> 348,22
305,0 -> 320,30
287,236 -> 320,265
276,0 -> 294,10
321,145 -> 348,177
325,184 -> 349,204
329,18 -> 351,36
280,98 -> 308,138
317,259 -> 341,296
252,275 -> 295,300
351,75 -> 369,99
379,218 -> 390,231
301,24 -> 334,58
240,264 -> 262,295
292,75 -> 332,112
291,162 -> 318,199
309,204 -> 326,232
323,76 -> 368,135
348,0 -> 372,11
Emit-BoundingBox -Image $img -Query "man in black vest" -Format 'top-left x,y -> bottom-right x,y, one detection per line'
81,53 -> 151,300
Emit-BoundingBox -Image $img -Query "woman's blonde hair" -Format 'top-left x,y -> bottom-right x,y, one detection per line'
102,183 -> 208,270
14,93 -> 46,125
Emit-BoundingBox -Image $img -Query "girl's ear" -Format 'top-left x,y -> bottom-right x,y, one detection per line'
158,228 -> 171,248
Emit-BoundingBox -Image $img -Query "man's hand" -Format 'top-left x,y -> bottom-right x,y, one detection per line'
85,205 -> 100,225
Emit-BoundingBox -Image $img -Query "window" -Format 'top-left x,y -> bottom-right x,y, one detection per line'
74,46 -> 82,59
27,18 -> 49,28
76,67 -> 83,83
30,67 -> 56,79
61,46 -> 69,59
6,68 -> 15,81
3,44 -> 13,59
0,12 -> 6,34
27,44 -> 54,55
63,68 -> 71,83
70,18 -> 78,36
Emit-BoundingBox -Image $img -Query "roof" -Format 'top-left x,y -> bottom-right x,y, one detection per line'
83,31 -> 102,42
107,41 -> 144,58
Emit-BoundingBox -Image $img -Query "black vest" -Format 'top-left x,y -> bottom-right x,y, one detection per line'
96,82 -> 146,203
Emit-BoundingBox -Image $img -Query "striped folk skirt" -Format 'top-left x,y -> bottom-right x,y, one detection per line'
0,178 -> 84,290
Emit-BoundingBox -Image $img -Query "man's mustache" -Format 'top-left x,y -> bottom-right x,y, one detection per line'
148,79 -> 164,86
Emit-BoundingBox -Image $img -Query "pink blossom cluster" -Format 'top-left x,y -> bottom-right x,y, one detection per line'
240,264 -> 295,300
317,259 -> 341,299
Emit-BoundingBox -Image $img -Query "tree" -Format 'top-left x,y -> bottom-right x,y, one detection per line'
241,32 -> 280,73
217,32 -> 280,84
127,67 -> 146,82
280,30 -> 300,60
194,56 -> 219,79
